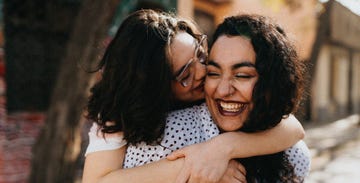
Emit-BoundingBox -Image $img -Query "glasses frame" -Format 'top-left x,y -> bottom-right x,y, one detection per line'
174,34 -> 208,87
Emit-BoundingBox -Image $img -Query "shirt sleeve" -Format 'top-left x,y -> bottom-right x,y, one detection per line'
85,123 -> 127,156
285,140 -> 311,181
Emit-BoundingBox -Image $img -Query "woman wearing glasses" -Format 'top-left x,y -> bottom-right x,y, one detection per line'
83,10 -> 309,183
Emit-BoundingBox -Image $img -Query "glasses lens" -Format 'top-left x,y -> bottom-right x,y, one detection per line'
196,36 -> 208,64
176,35 -> 207,88
196,49 -> 207,64
179,65 -> 194,87
200,35 -> 208,52
175,58 -> 193,83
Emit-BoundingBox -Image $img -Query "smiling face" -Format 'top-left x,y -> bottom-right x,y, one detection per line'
205,35 -> 258,131
170,32 -> 207,103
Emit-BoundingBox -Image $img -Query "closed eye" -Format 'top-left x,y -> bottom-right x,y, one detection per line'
206,71 -> 220,77
180,73 -> 191,81
235,74 -> 254,79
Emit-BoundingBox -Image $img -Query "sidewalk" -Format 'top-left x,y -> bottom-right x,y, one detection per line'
304,114 -> 360,178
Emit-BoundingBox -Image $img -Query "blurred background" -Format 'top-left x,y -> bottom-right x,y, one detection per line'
0,0 -> 359,182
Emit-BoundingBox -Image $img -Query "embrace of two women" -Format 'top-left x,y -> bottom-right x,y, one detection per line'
83,9 -> 310,183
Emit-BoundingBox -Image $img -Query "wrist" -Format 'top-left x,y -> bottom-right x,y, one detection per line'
211,133 -> 236,160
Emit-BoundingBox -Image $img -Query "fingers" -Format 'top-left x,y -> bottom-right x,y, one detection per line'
225,160 -> 246,183
181,165 -> 219,183
233,170 -> 247,183
175,164 -> 190,183
167,149 -> 186,160
236,162 -> 246,176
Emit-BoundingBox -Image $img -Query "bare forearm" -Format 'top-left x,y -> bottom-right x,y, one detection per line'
214,114 -> 305,159
83,147 -> 126,183
99,158 -> 184,183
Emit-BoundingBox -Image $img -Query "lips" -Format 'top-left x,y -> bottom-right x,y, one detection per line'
217,100 -> 247,116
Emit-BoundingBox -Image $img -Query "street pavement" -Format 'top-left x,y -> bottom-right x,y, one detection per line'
304,114 -> 360,183
306,135 -> 360,183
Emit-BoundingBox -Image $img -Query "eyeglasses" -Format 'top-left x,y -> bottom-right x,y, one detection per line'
174,35 -> 208,87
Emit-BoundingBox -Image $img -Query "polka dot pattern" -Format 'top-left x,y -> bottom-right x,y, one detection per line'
123,103 -> 219,168
285,140 -> 311,180
123,103 -> 311,181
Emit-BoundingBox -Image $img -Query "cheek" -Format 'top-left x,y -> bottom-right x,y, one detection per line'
175,86 -> 187,95
246,84 -> 256,98
204,79 -> 217,96
235,81 -> 257,99
171,82 -> 177,93
172,82 -> 186,98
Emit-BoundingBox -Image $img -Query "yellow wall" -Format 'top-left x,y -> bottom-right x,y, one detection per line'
193,0 -> 318,60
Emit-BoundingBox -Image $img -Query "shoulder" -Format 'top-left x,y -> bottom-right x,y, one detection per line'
85,123 -> 127,156
163,104 -> 205,148
168,102 -> 211,118
285,140 -> 311,180
162,103 -> 219,148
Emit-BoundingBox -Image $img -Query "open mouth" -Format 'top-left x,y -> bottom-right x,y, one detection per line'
217,100 -> 247,115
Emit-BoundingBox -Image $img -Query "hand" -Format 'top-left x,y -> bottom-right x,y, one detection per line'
167,140 -> 231,183
218,160 -> 247,183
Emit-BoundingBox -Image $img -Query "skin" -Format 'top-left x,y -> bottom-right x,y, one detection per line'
167,117 -> 301,183
83,32 -> 305,183
83,131 -> 126,183
96,158 -> 246,183
170,32 -> 206,102
206,35 -> 258,131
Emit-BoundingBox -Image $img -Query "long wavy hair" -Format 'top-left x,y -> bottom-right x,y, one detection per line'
213,14 -> 305,182
86,9 -> 202,145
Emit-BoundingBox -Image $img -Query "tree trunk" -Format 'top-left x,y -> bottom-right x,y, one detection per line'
29,0 -> 120,182
3,0 -> 81,112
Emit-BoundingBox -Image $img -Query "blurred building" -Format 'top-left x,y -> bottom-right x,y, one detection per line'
109,0 -> 359,122
179,0 -> 360,122
310,0 -> 360,121
0,0 -> 358,182
2,0 -> 357,122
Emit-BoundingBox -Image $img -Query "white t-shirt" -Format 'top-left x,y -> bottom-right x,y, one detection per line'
86,103 -> 311,180
85,123 -> 127,156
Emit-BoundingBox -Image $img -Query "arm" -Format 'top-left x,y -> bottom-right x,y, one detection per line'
98,158 -> 246,183
86,116 -> 303,183
82,123 -> 127,183
99,158 -> 184,183
83,147 -> 126,183
169,114 -> 304,160
166,114 -> 304,182
222,114 -> 305,158
82,123 -> 245,183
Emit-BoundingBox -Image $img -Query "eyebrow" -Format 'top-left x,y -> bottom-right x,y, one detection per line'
207,60 -> 255,69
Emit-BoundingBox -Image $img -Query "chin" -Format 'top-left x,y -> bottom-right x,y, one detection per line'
218,124 -> 243,132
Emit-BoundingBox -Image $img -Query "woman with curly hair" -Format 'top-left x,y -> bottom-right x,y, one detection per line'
203,14 -> 308,182
83,10 -> 309,183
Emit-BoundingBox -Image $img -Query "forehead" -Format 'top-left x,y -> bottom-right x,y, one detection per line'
170,32 -> 196,71
209,35 -> 256,66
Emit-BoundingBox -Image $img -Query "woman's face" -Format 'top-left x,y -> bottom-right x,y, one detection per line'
170,32 -> 207,103
205,35 -> 258,131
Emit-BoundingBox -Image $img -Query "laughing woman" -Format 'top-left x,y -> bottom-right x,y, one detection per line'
83,10 -> 309,183
202,14 -> 309,182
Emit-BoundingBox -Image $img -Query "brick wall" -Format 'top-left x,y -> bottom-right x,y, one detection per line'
0,58 -> 46,183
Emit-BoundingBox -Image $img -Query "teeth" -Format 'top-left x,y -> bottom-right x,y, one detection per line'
219,101 -> 244,112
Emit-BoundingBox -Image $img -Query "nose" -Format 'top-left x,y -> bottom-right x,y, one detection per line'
194,61 -> 206,82
216,78 -> 235,98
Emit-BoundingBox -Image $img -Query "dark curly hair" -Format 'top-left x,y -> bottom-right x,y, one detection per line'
86,9 -> 202,145
213,14 -> 305,182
